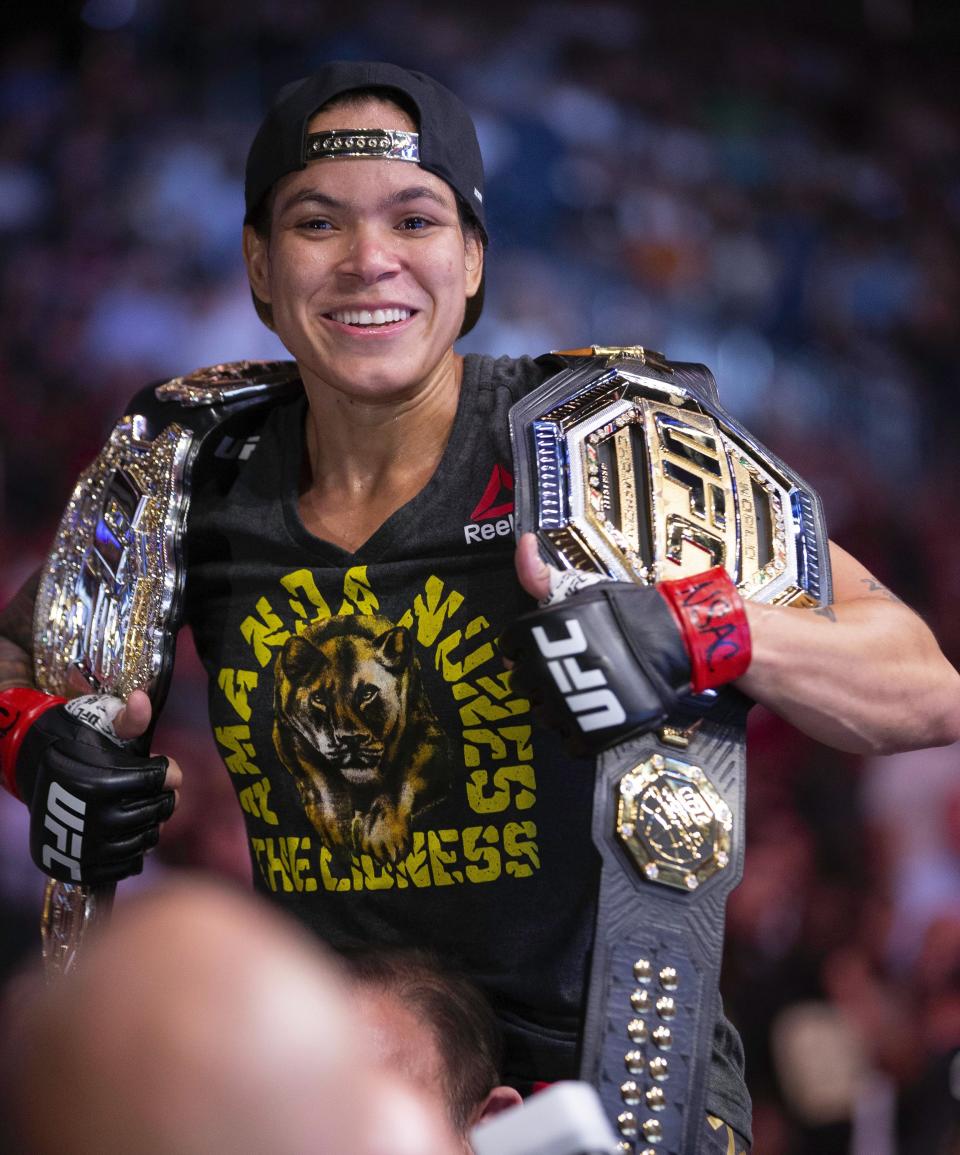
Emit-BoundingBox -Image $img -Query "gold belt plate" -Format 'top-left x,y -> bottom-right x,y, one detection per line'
528,368 -> 822,608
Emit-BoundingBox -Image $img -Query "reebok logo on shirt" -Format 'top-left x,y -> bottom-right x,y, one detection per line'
463,464 -> 515,545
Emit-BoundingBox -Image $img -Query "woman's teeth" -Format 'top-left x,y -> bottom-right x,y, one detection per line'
329,308 -> 411,326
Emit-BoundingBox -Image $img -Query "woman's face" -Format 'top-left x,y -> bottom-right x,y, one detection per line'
243,98 -> 483,406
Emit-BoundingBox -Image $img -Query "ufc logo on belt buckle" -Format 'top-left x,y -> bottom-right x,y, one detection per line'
509,354 -> 827,609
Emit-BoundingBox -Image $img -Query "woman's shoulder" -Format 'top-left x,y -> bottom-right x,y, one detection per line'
463,352 -> 553,401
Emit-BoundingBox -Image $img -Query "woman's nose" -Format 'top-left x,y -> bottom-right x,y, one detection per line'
339,225 -> 401,283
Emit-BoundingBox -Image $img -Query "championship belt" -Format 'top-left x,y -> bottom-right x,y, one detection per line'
32,360 -> 301,976
509,346 -> 831,1154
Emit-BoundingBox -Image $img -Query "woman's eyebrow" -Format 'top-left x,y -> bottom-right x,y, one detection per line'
381,185 -> 451,210
276,189 -> 343,214
277,184 -> 452,216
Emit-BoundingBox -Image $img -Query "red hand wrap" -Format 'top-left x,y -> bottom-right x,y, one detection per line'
658,566 -> 751,693
0,687 -> 68,800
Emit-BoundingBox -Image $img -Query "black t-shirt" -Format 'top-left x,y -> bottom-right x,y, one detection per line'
185,352 -> 751,1137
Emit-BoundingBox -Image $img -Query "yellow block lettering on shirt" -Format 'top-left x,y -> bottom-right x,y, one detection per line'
240,596 -> 290,667
338,565 -> 380,616
238,777 -> 279,825
251,836 -> 318,893
457,688 -> 530,728
280,569 -> 333,626
214,724 -> 260,776
435,615 -> 496,682
463,724 -> 533,768
504,821 -> 540,877
398,575 -> 464,646
307,821 -> 538,893
217,668 -> 259,722
466,765 -> 537,813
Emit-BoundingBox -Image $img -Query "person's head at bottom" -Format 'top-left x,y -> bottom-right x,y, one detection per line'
0,879 -> 461,1155
348,947 -> 523,1149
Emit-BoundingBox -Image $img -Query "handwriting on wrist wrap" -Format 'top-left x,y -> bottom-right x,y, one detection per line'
677,579 -> 746,674
659,567 -> 751,692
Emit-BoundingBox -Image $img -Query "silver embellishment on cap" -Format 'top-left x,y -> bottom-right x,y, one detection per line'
303,129 -> 420,163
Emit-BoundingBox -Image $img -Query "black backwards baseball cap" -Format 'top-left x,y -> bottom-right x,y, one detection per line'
244,61 -> 487,336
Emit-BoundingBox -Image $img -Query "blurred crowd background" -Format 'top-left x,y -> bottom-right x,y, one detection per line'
1,2 -> 959,1151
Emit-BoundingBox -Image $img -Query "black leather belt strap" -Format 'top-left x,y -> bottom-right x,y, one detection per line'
580,707 -> 748,1154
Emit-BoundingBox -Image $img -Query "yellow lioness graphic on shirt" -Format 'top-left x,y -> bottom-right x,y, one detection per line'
272,614 -> 451,864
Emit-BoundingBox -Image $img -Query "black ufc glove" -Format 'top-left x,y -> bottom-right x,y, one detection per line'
0,690 -> 173,885
501,566 -> 751,755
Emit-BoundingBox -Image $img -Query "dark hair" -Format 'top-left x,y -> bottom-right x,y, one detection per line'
346,947 -> 503,1132
245,87 -> 483,334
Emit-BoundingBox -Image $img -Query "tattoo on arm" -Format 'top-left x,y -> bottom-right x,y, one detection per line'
860,577 -> 904,605
0,569 -> 40,690
814,605 -> 837,622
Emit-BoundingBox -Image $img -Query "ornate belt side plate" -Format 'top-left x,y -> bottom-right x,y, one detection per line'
155,359 -> 298,407
30,359 -> 302,978
510,353 -> 830,609
31,412 -> 194,978
33,414 -> 193,702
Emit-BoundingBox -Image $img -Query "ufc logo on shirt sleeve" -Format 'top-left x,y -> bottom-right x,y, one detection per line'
531,620 -> 626,733
42,781 -> 86,880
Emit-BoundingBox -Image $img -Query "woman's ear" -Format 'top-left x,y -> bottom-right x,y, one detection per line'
242,224 -> 272,305
464,233 -> 484,299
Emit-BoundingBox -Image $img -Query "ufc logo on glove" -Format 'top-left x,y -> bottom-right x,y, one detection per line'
530,619 -> 626,733
42,782 -> 87,880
